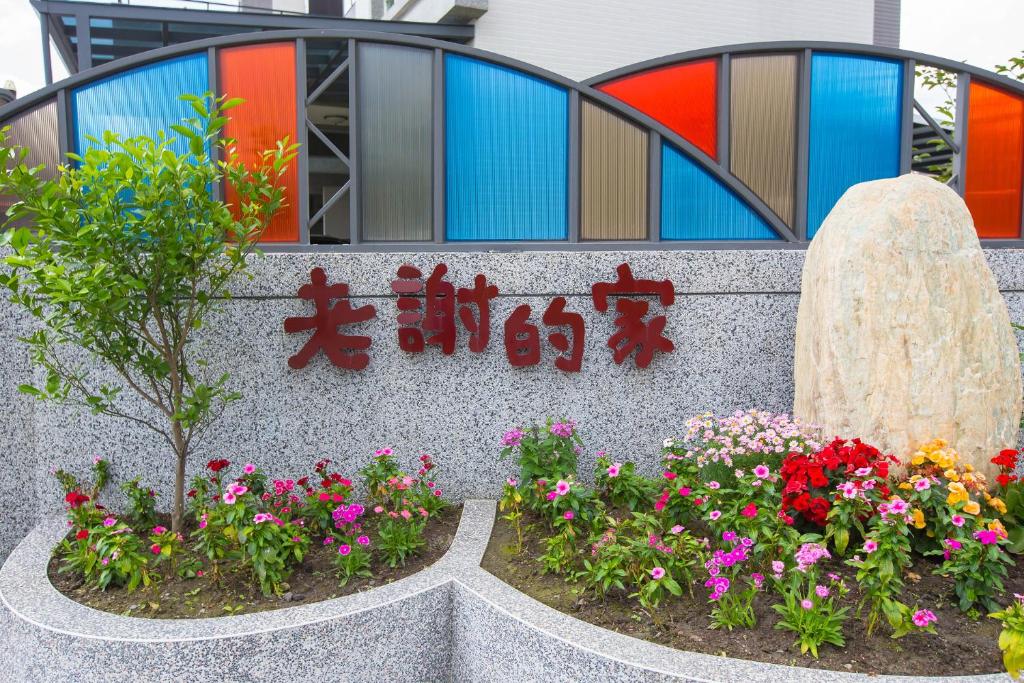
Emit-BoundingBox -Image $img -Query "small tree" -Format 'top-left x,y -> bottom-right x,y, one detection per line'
0,94 -> 297,532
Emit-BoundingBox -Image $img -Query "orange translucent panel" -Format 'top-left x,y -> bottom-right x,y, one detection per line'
597,59 -> 717,159
964,81 -> 1024,238
219,42 -> 299,242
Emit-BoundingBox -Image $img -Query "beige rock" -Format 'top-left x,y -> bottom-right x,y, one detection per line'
793,173 -> 1022,478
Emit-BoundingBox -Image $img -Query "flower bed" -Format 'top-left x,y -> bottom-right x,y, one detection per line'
45,449 -> 453,616
488,413 -> 1024,678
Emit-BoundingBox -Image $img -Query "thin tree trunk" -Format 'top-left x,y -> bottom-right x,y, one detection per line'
171,421 -> 187,534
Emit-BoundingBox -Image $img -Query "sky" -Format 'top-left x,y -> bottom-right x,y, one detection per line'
0,0 -> 1020,107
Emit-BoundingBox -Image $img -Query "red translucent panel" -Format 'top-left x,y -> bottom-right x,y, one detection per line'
597,59 -> 717,159
964,81 -> 1024,238
219,42 -> 299,242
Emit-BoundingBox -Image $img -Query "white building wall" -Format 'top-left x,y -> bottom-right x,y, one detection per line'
467,0 -> 877,80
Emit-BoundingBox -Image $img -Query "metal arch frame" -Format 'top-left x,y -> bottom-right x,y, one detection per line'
4,35 -> 1024,250
585,40 -> 1024,244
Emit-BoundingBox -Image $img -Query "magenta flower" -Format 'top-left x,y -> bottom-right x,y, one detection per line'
708,481 -> 721,490
150,544 -> 161,555
815,584 -> 830,598
863,540 -> 878,553
974,529 -> 1000,545
677,486 -> 691,497
753,464 -> 770,479
709,510 -> 721,521
338,544 -> 351,556
607,463 -> 621,477
650,567 -> 665,580
102,517 -> 117,527
914,478 -> 931,491
501,429 -> 524,447
751,572 -> 765,589
243,463 -> 256,475
951,514 -> 965,527
151,525 -> 167,535
357,535 -> 370,546
722,531 -> 737,542
912,609 -> 937,627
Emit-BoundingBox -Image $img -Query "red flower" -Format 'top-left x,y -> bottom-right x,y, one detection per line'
150,544 -> 162,555
297,477 -> 309,488
339,478 -> 352,487
740,503 -> 758,518
997,473 -> 1018,487
993,449 -> 1020,470
65,491 -> 90,508
206,459 -> 230,473
187,489 -> 197,498
75,529 -> 89,540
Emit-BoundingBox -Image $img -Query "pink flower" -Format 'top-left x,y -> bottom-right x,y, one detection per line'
914,478 -> 931,491
740,503 -> 757,518
722,531 -> 737,542
801,599 -> 814,610
196,570 -> 204,577
607,464 -> 621,478
357,535 -> 370,546
102,517 -> 117,527
400,509 -> 412,520
373,505 -> 384,513
563,511 -> 575,520
863,540 -> 878,553
222,492 -> 236,505
151,526 -> 167,535
753,464 -> 770,479
708,481 -> 720,490
338,544 -> 351,556
670,525 -> 684,534
243,463 -> 256,475
854,466 -> 873,476
887,497 -> 908,515
555,480 -> 571,496
815,584 -> 830,598
323,537 -> 334,545
751,572 -> 765,589
663,471 -> 677,480
912,609 -> 937,627
650,567 -> 665,580
433,489 -> 442,497
150,544 -> 161,555
974,529 -> 1000,545
677,486 -> 691,497
506,477 -> 517,487
709,510 -> 721,521
546,491 -> 557,501
951,514 -> 965,527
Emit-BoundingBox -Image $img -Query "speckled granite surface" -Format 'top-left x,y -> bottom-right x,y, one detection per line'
0,500 -> 1010,681
2,248 -> 1024,566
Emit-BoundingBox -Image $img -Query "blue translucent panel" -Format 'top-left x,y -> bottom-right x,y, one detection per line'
807,53 -> 903,237
445,54 -> 568,240
660,143 -> 777,240
72,53 -> 209,156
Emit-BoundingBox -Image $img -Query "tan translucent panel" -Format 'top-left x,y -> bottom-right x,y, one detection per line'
729,54 -> 798,226
2,100 -> 60,226
580,100 -> 648,240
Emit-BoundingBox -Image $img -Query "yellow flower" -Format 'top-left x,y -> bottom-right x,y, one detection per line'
911,508 -> 926,529
898,482 -> 912,490
938,455 -> 956,470
947,482 -> 969,506
944,468 -> 960,482
962,500 -> 981,516
911,454 -> 926,466
989,519 -> 1008,537
989,497 -> 1008,515
964,463 -> 975,473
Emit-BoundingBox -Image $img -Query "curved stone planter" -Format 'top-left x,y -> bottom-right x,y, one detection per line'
0,501 -> 1010,682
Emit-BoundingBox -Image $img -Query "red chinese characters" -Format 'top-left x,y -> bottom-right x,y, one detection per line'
284,268 -> 377,370
503,297 -> 585,372
592,263 -> 675,368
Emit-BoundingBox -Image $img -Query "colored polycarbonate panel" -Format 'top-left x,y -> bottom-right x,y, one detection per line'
598,60 -> 717,159
445,54 -> 568,241
580,100 -> 647,239
72,53 -> 208,156
730,54 -> 798,226
358,43 -> 433,241
1,100 -> 61,223
964,81 -> 1024,238
807,53 -> 903,237
220,42 -> 299,242
660,142 -> 777,240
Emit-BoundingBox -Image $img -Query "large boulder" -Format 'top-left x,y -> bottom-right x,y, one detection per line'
794,173 -> 1022,477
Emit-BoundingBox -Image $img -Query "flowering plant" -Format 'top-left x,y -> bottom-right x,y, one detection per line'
498,478 -> 525,554
58,515 -> 153,592
990,594 -> 1024,679
931,528 -> 1014,613
375,515 -> 426,568
845,498 -> 915,636
595,454 -> 656,511
500,418 -> 582,499
780,438 -> 895,527
704,531 -> 760,630
302,459 -> 354,534
771,546 -> 850,658
823,464 -> 889,555
991,448 -> 1024,553
121,477 -> 159,530
360,448 -> 403,504
665,410 -> 822,482
331,537 -> 372,585
237,510 -> 310,596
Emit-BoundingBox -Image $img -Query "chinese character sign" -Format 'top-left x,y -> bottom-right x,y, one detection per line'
285,262 -> 675,372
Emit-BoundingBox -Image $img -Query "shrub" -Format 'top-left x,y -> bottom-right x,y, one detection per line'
121,477 -> 159,530
500,418 -> 582,494
595,454 -> 656,512
932,528 -> 1014,614
845,498 -> 915,636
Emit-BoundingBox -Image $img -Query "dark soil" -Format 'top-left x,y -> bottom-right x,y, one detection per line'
481,511 -> 1022,676
49,505 -> 461,619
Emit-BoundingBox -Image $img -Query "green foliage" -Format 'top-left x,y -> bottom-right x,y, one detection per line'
990,599 -> 1024,679
846,510 -> 914,637
59,519 -> 152,592
121,477 -> 158,530
594,456 -> 656,512
499,419 -> 581,489
498,480 -> 525,554
359,450 -> 403,505
0,93 -> 296,532
709,576 -> 759,631
237,516 -> 309,596
931,533 -> 1014,614
333,542 -> 372,586
376,517 -> 426,568
771,573 -> 850,658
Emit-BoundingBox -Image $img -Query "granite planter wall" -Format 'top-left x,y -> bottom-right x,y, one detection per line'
2,248 -> 1024,562
0,500 -> 1010,682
